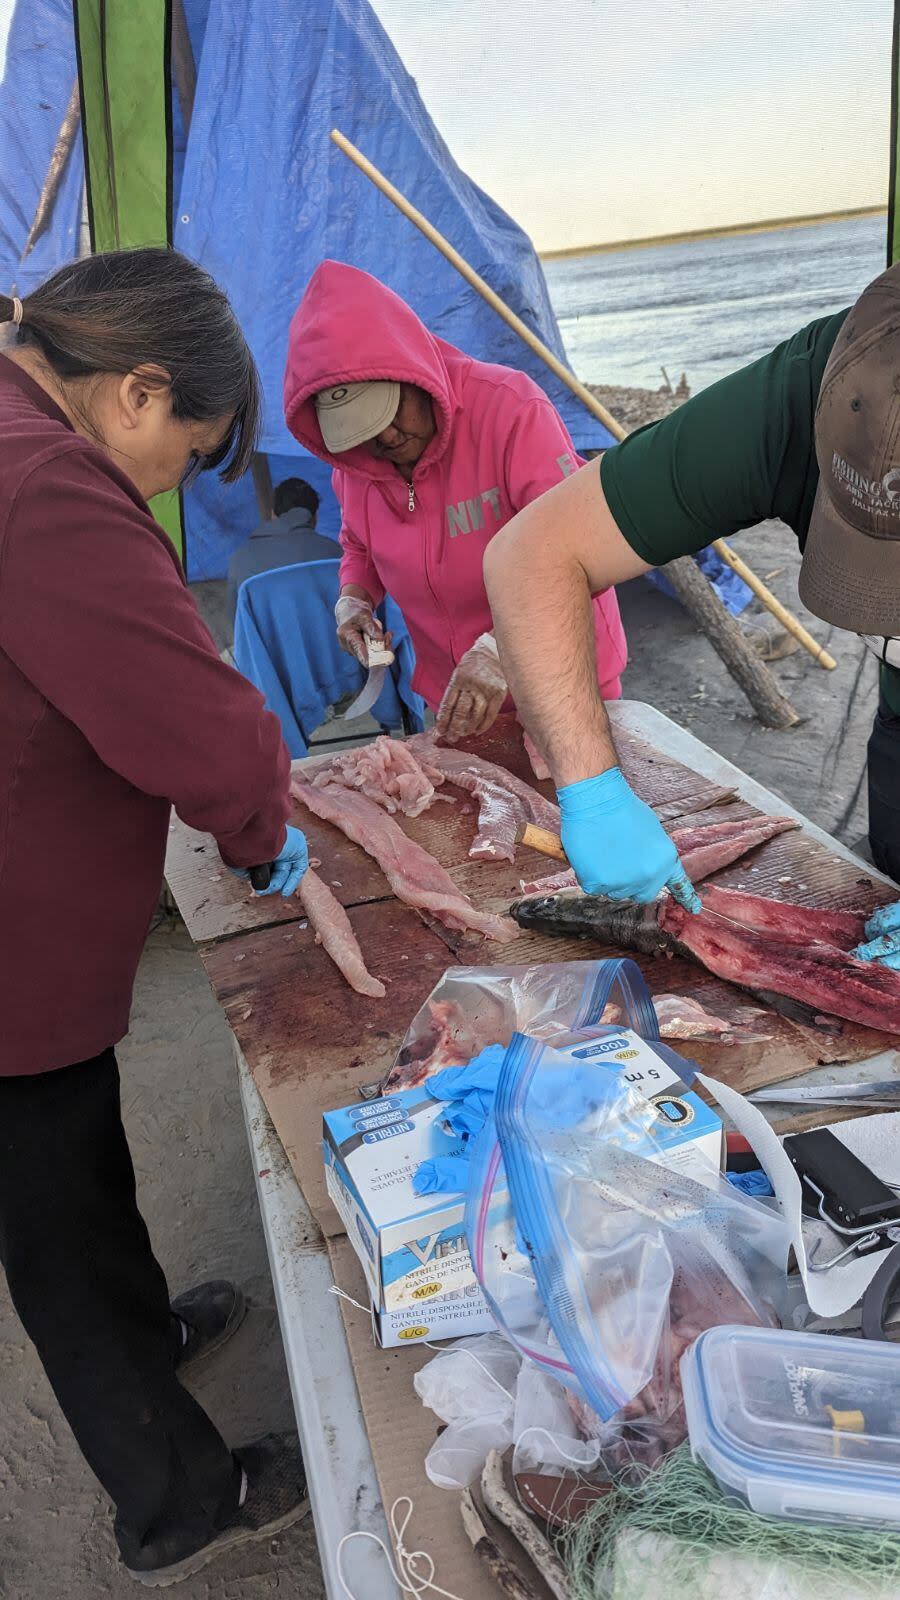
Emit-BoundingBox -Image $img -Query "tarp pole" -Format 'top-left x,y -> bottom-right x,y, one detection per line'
21,81 -> 81,262
330,127 -> 835,679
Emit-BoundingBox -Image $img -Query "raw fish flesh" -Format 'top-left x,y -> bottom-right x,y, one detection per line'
406,732 -> 561,862
510,884 -> 900,1036
292,776 -> 518,945
518,813 -> 799,899
311,736 -> 440,818
298,870 -> 385,998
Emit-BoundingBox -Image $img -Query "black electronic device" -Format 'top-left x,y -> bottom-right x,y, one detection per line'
783,1128 -> 900,1232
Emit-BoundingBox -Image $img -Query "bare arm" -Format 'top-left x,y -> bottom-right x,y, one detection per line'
483,459 -> 648,785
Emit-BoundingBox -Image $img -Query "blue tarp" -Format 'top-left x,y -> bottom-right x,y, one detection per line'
0,0 -> 83,294
0,0 -> 746,611
173,0 -> 611,578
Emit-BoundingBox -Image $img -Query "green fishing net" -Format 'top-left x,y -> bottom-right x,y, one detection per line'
565,1445 -> 900,1600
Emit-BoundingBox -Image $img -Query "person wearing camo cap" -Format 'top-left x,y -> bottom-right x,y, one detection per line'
484,261 -> 900,966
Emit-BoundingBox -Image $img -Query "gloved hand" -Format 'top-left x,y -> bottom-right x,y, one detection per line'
435,633 -> 508,743
558,767 -> 701,913
852,902 -> 900,969
231,824 -> 309,898
334,593 -> 385,667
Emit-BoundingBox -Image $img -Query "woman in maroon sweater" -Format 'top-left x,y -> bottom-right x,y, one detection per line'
0,251 -> 309,1583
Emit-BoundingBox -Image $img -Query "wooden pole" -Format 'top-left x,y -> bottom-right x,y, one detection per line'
251,453 -> 275,521
21,82 -> 81,261
330,127 -> 835,680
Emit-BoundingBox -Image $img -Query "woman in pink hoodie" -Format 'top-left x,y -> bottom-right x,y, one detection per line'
284,261 -> 626,743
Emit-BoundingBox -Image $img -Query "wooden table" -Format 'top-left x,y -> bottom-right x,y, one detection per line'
165,702 -> 900,1600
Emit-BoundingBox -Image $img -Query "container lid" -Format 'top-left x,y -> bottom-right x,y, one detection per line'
683,1325 -> 900,1502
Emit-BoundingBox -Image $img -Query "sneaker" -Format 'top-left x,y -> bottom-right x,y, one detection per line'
172,1279 -> 247,1375
126,1431 -> 309,1587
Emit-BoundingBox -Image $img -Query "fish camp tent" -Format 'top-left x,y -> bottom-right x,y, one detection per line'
0,0 -> 614,578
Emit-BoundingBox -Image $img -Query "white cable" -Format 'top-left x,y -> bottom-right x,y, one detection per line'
328,1283 -> 372,1315
513,1424 -> 603,1470
336,1497 -> 466,1600
420,1339 -> 516,1403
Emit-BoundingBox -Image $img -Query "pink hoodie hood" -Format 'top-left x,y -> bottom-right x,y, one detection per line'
284,260 -> 461,479
282,260 -> 626,713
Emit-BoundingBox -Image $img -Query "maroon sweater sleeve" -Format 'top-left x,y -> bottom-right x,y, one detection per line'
0,443 -> 291,867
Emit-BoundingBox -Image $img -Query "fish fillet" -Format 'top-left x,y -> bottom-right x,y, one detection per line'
699,882 -> 866,948
519,813 -> 799,898
406,732 -> 560,862
292,777 -> 518,945
381,999 -> 491,1093
659,892 -> 900,1035
297,869 -> 385,998
311,736 -> 440,818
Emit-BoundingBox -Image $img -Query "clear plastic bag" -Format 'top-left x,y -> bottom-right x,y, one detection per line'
382,957 -> 660,1094
413,1332 -> 520,1489
466,964 -> 791,1463
414,1331 -> 603,1488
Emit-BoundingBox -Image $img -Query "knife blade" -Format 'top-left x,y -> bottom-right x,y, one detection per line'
342,638 -> 395,721
749,1080 -> 900,1108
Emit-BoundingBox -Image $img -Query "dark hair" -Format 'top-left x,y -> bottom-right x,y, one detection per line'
273,476 -> 320,519
0,248 -> 261,482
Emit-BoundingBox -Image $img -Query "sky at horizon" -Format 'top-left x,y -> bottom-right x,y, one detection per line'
1,0 -> 893,252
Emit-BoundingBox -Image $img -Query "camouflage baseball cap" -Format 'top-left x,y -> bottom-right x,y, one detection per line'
800,262 -> 900,636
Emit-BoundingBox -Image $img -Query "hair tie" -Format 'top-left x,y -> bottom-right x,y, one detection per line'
10,296 -> 24,326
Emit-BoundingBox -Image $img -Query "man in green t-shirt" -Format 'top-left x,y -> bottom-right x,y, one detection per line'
485,262 -> 900,965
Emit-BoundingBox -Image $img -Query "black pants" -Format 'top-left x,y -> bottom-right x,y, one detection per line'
868,696 -> 900,887
0,1050 -> 241,1569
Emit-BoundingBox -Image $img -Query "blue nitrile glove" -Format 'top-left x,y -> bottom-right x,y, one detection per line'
428,1041 -> 632,1140
726,1168 -> 775,1198
425,1045 -> 507,1139
412,1155 -> 472,1196
232,824 -> 309,899
852,902 -> 900,970
558,768 -> 701,913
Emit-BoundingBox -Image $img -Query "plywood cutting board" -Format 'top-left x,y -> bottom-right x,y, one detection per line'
200,901 -> 462,1236
173,714 -> 898,1225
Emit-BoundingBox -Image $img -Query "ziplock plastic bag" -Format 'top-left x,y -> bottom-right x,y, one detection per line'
466,966 -> 790,1460
383,958 -> 662,1093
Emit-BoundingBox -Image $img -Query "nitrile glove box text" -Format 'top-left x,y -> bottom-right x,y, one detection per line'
322,1090 -> 495,1346
546,1026 -> 723,1181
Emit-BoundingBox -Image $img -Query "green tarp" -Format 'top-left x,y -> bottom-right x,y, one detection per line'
73,0 -> 183,553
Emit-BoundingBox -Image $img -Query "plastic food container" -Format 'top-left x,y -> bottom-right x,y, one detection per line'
682,1325 -> 900,1528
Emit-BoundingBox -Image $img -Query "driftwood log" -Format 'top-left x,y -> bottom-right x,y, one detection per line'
663,553 -> 800,729
460,1489 -> 542,1600
481,1451 -> 571,1600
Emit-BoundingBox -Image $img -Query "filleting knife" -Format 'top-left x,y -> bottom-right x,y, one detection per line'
342,637 -> 395,721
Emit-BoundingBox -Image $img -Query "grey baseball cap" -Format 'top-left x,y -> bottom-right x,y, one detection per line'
314,380 -> 400,452
800,262 -> 900,636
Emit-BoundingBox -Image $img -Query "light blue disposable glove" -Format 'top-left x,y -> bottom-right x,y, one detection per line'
852,902 -> 900,970
558,767 -> 701,913
412,1155 -> 472,1196
231,824 -> 309,899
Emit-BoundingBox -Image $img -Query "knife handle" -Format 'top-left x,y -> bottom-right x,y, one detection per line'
249,863 -> 272,891
515,822 -> 569,862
